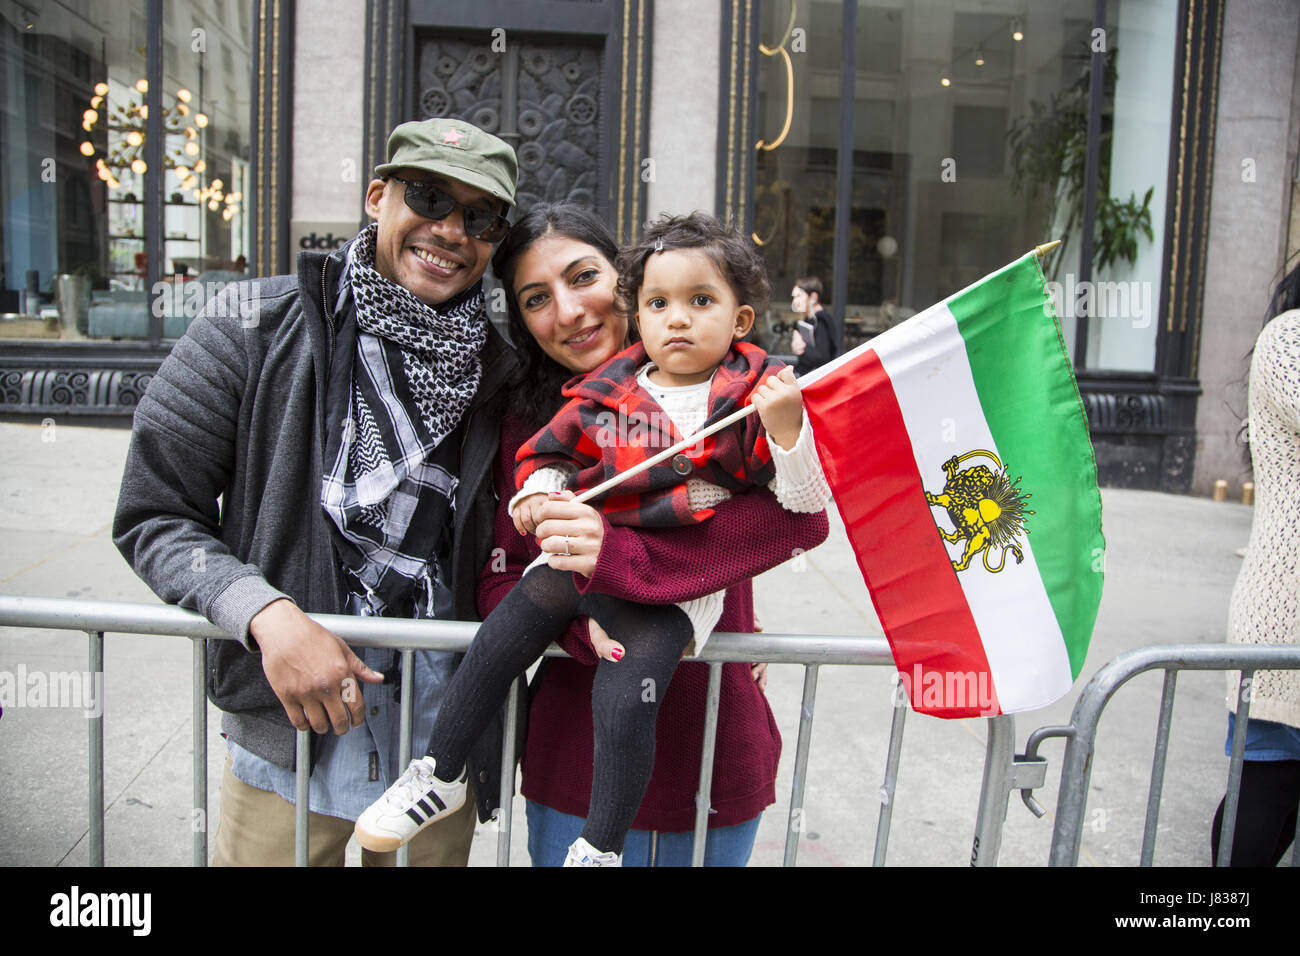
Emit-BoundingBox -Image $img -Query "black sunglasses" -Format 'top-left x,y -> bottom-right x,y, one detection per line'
387,176 -> 511,243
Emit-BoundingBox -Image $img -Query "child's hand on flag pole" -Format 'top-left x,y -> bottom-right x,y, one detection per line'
511,493 -> 549,536
751,366 -> 805,450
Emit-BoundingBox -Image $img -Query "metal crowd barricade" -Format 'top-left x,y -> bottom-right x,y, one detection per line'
1018,644 -> 1300,867
17,594 -> 1295,867
1,593 -> 932,867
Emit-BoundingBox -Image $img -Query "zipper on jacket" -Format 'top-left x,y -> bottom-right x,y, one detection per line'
649,830 -> 658,867
317,254 -> 346,615
321,256 -> 336,365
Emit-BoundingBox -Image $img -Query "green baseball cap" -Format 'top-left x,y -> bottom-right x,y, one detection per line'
375,118 -> 518,207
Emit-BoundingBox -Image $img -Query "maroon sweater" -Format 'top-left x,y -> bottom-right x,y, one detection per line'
478,414 -> 830,831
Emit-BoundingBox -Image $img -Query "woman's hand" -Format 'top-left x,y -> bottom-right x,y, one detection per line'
534,490 -> 606,578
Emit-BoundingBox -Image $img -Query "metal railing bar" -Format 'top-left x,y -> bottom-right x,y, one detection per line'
873,680 -> 908,866
782,663 -> 820,867
1293,798 -> 1300,868
1139,669 -> 1178,866
497,677 -> 521,868
690,662 -> 724,867
294,729 -> 310,867
18,594 -> 1300,870
1025,725 -> 1075,756
0,595 -> 895,869
1217,671 -> 1254,867
20,589 -> 1300,869
971,715 -> 1015,867
88,630 -> 104,867
192,637 -> 207,867
0,594 -> 891,664
396,648 -> 414,868
1048,646 -> 1300,866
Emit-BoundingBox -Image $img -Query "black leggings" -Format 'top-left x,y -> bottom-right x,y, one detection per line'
1210,759 -> 1300,866
424,564 -> 693,854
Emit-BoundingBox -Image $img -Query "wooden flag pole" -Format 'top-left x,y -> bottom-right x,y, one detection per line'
574,242 -> 1062,507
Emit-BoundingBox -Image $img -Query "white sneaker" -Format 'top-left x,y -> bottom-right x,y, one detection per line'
353,756 -> 467,852
563,837 -> 622,867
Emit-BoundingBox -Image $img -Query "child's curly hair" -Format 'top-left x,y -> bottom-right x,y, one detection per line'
615,212 -> 770,321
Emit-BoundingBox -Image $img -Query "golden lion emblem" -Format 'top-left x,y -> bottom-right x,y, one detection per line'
924,450 -> 1034,574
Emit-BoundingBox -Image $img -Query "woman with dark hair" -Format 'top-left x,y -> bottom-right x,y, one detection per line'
790,275 -> 839,376
1212,258 -> 1300,866
489,203 -> 828,865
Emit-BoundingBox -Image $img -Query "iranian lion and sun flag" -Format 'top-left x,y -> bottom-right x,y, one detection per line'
797,249 -> 1104,718
577,247 -> 1104,720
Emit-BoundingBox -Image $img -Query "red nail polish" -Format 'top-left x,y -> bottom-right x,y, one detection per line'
611,647 -> 624,661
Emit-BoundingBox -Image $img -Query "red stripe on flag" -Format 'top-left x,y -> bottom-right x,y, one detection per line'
802,346 -> 1001,717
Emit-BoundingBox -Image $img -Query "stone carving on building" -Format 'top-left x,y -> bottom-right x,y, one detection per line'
416,37 -> 601,210
1,368 -> 153,412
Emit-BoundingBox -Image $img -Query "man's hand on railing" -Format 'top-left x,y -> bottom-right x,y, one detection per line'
249,599 -> 385,735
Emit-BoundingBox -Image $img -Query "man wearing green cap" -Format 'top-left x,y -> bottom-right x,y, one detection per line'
114,118 -> 521,865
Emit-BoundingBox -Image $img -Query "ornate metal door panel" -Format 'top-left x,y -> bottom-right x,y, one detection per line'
414,37 -> 602,211
365,0 -> 649,241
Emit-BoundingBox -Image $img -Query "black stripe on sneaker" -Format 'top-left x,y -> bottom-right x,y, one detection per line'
427,791 -> 447,812
416,799 -> 435,817
405,807 -> 424,825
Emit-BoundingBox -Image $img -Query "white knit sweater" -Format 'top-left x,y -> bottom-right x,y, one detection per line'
512,364 -> 831,654
1225,310 -> 1300,729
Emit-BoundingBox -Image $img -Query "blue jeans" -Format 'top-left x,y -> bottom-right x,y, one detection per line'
525,801 -> 762,867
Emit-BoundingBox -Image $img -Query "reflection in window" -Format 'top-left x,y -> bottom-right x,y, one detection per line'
0,1 -> 251,343
753,0 -> 1172,376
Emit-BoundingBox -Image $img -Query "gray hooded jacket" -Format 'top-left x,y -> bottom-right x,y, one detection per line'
113,247 -> 519,821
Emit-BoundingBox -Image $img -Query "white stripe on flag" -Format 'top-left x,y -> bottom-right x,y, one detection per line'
873,302 -> 1074,713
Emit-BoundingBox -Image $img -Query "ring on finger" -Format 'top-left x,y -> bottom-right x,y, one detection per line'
563,535 -> 571,556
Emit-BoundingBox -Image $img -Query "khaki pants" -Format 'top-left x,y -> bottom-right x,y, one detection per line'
212,756 -> 477,867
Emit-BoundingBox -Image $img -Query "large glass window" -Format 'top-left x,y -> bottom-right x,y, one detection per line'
0,1 -> 251,344
156,3 -> 252,331
753,0 -> 1173,375
1081,0 -> 1175,371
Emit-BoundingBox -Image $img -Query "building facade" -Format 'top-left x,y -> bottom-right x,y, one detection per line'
2,0 -> 1297,496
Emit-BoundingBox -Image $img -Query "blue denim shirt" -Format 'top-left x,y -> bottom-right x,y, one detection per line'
1225,711 -> 1300,762
228,643 -> 458,819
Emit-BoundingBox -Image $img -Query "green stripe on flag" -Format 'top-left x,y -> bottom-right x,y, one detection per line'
946,253 -> 1104,678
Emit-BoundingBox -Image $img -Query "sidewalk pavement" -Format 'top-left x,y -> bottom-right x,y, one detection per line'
0,420 -> 1268,866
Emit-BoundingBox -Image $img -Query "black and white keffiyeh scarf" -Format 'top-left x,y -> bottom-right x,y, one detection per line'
321,224 -> 489,617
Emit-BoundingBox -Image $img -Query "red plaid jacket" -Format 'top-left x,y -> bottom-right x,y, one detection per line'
515,341 -> 785,527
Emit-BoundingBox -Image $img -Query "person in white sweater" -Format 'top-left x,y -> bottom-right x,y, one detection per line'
355,213 -> 830,865
1213,262 -> 1300,866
